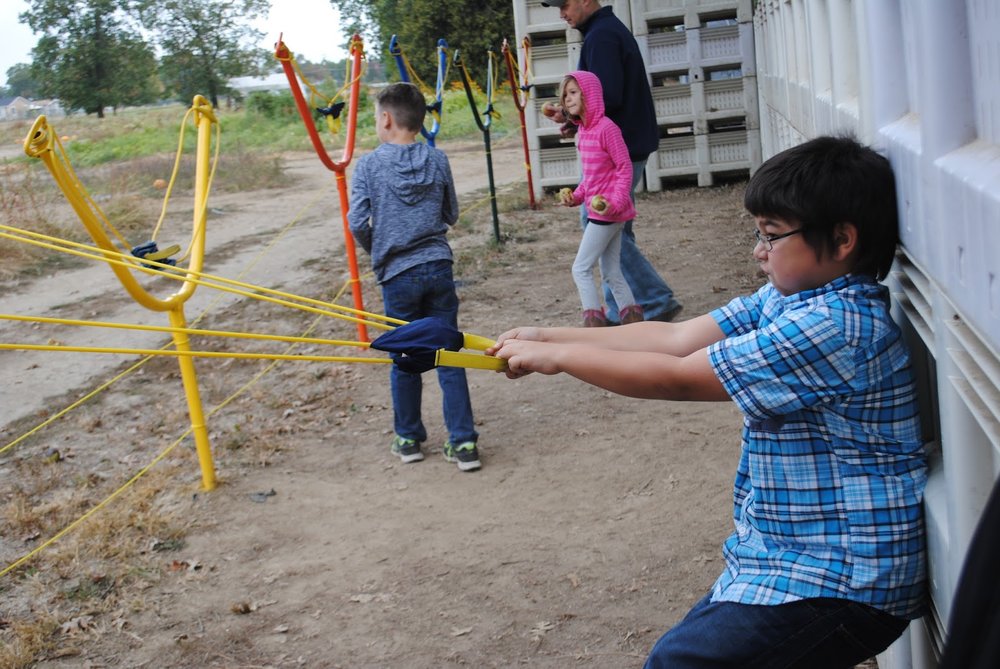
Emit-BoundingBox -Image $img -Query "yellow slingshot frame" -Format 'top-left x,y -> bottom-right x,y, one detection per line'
23,96 -> 221,490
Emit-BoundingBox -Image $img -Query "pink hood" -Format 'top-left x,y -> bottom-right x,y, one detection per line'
568,70 -> 605,129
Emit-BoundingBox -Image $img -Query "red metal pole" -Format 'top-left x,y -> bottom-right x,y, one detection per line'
502,38 -> 538,209
275,35 -> 369,342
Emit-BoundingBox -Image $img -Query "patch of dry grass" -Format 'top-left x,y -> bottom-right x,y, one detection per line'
1,447 -> 193,664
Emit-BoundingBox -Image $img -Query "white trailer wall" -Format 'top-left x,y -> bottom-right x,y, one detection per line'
754,1 -> 1000,667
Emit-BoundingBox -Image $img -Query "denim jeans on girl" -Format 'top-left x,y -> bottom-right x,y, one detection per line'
379,260 -> 477,446
643,592 -> 908,669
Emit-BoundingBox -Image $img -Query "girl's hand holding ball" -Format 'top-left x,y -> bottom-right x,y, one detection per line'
590,195 -> 608,214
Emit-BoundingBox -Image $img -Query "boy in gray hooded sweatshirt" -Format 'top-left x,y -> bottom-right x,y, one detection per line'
348,82 -> 480,471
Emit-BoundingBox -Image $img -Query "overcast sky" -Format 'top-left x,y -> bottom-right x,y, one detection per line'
1,0 -> 350,89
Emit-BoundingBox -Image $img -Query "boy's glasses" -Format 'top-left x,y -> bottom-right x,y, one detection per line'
754,228 -> 802,251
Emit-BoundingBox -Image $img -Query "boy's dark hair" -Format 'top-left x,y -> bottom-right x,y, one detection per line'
744,135 -> 899,280
375,82 -> 426,133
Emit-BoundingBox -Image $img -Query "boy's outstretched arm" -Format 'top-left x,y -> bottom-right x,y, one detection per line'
492,339 -> 727,401
488,314 -> 725,356
486,315 -> 730,401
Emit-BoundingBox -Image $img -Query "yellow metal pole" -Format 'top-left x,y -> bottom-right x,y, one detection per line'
168,307 -> 216,490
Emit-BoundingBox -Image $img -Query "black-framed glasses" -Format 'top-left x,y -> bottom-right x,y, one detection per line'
754,228 -> 802,251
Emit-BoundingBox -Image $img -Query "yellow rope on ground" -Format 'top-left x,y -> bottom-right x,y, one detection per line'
0,428 -> 189,579
0,357 -> 150,458
1,276 -> 356,579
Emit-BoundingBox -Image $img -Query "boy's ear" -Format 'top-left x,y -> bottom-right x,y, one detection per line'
832,221 -> 858,261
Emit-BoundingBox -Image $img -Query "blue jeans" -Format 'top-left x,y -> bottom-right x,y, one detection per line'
581,158 -> 681,322
644,593 -> 909,669
380,260 -> 478,445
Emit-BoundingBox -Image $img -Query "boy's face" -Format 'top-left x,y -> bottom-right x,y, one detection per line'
752,215 -> 848,296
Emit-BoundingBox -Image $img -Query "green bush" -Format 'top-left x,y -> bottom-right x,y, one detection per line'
246,91 -> 297,120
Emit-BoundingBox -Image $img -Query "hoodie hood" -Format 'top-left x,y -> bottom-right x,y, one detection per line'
372,142 -> 438,205
568,69 -> 605,129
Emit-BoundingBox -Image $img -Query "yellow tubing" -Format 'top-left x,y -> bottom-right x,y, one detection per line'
436,349 -> 505,371
462,332 -> 497,351
168,308 -> 215,490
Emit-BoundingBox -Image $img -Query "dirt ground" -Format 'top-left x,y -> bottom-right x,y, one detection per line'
0,135 -> 794,667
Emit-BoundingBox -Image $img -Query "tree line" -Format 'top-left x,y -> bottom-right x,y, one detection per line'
4,0 -> 514,118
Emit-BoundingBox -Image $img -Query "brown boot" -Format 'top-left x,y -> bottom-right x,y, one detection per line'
619,305 -> 644,325
583,309 -> 609,327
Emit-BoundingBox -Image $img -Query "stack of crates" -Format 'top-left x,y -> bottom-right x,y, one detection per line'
633,0 -> 761,188
512,0 -> 761,198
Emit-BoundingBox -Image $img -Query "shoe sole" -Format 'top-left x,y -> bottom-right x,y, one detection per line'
444,454 -> 481,471
392,448 -> 424,463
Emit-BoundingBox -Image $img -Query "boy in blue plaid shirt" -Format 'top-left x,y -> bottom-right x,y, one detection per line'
488,136 -> 926,668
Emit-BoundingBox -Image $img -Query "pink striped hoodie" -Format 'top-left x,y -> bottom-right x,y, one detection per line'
566,70 -> 637,223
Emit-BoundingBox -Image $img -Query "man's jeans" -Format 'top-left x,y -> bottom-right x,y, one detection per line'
580,158 -> 681,322
643,593 -> 909,669
380,260 -> 478,446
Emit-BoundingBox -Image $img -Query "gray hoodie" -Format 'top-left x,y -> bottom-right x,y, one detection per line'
347,141 -> 459,283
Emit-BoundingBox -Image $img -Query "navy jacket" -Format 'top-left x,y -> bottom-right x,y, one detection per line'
577,6 -> 659,161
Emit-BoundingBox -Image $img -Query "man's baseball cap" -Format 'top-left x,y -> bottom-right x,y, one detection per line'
540,0 -> 567,7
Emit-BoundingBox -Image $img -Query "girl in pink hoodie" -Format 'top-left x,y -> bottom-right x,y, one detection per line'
558,70 -> 643,326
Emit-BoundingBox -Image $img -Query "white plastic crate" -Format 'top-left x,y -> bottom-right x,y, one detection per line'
530,41 -> 575,79
687,21 -> 755,73
651,84 -> 694,122
640,31 -> 689,71
655,135 -> 698,170
702,76 -> 759,125
706,129 -> 747,164
630,0 -> 753,33
537,145 -> 580,187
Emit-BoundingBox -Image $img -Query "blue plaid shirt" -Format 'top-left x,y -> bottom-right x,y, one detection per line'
706,274 -> 927,618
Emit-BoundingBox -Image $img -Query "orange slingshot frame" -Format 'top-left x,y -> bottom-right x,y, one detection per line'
275,35 -> 369,343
